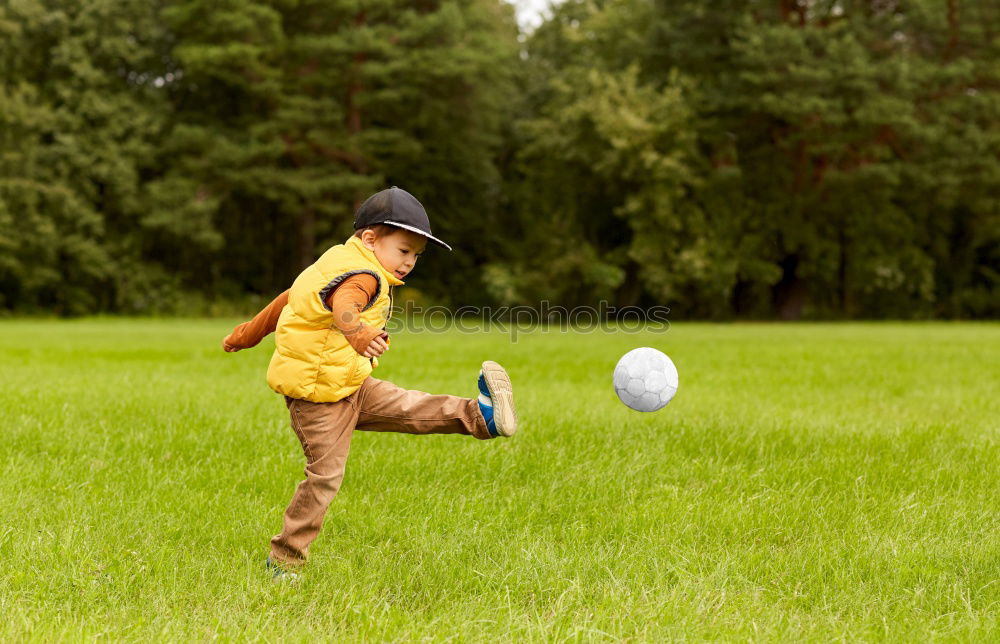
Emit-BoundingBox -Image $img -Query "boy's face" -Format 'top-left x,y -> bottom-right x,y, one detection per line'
360,228 -> 427,280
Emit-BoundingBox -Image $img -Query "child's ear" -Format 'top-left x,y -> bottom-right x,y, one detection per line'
360,229 -> 377,250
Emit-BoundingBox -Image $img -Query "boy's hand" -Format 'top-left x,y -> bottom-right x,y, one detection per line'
222,334 -> 241,352
361,333 -> 389,359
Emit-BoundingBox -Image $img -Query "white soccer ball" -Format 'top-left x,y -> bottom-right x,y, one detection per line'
613,347 -> 679,412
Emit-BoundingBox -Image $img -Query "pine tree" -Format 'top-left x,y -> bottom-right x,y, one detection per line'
644,0 -> 1000,318
154,0 -> 519,301
0,0 -> 169,313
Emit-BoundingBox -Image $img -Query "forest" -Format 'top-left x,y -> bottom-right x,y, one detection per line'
1,0 -> 998,318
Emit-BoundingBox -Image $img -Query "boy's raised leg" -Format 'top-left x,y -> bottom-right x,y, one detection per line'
354,377 -> 495,440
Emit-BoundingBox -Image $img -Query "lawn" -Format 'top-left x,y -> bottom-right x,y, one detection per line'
1,319 -> 998,641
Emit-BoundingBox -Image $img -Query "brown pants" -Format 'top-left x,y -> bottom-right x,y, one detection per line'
270,376 -> 491,565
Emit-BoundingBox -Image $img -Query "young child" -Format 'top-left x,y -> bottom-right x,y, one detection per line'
223,187 -> 517,578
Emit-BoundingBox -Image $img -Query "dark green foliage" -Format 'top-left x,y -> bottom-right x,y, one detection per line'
149,0 -> 518,304
641,0 -> 1000,318
0,0 -> 996,317
0,0 -> 170,313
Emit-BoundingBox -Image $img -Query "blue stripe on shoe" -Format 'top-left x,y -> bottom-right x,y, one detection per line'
478,400 -> 498,437
478,372 -> 491,398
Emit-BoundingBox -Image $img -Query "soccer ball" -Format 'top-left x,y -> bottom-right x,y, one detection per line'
613,347 -> 679,412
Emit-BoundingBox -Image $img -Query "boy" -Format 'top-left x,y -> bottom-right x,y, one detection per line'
223,187 -> 517,578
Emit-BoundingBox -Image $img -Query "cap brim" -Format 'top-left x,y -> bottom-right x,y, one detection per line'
382,220 -> 452,251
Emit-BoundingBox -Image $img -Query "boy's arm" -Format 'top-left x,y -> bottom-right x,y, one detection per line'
222,290 -> 289,352
328,274 -> 387,355
223,275 -> 385,355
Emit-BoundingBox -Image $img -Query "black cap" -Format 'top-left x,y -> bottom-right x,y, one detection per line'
353,186 -> 452,251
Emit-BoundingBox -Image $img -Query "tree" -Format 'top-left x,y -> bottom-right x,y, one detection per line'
153,0 -> 519,303
648,0 -> 1000,318
490,0 -> 717,312
0,0 -> 169,313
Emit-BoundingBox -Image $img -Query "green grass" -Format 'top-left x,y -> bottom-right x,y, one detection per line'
1,319 -> 998,641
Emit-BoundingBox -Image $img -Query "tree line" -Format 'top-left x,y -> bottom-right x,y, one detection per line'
1,0 -> 997,318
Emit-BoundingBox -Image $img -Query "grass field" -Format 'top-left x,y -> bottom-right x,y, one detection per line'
1,319 -> 998,641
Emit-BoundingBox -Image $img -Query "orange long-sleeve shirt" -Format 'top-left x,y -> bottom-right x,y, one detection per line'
222,274 -> 385,355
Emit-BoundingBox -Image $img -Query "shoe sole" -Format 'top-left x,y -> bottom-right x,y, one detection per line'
481,360 -> 517,437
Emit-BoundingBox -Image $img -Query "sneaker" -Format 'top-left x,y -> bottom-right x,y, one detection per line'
478,361 -> 518,437
266,557 -> 300,583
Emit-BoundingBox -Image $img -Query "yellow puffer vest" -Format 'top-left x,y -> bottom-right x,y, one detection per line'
266,236 -> 404,402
